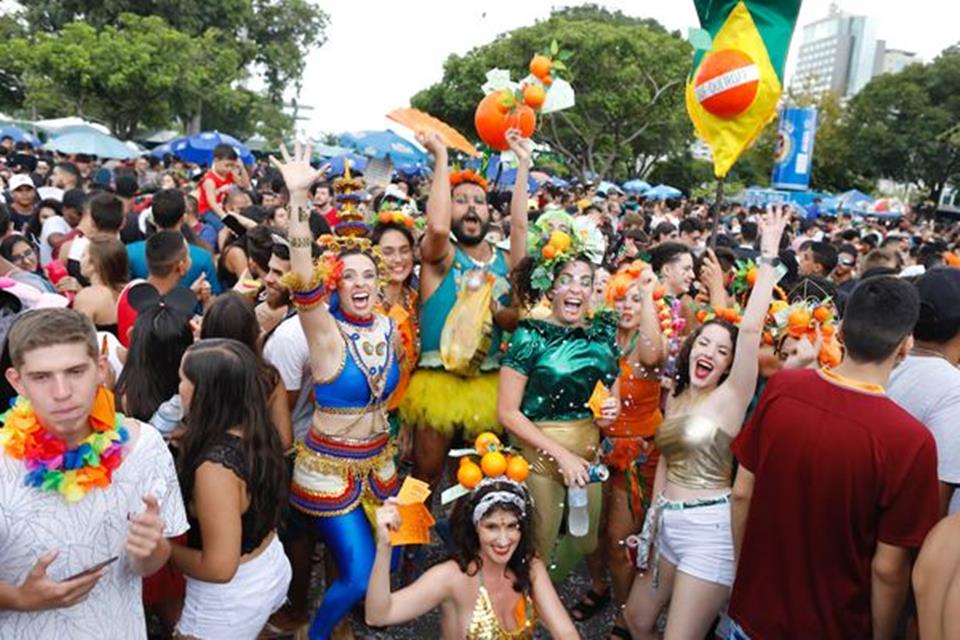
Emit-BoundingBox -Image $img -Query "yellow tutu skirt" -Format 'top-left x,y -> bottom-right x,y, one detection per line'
399,368 -> 501,438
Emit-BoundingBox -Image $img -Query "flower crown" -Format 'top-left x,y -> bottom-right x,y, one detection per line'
605,260 -> 674,336
315,234 -> 389,283
441,431 -> 530,506
525,214 -> 605,297
767,298 -> 842,366
375,209 -> 416,229
449,168 -> 489,192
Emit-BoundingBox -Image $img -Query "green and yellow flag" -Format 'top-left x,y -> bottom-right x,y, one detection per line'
686,0 -> 802,177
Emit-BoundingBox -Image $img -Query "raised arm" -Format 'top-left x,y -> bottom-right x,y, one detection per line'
505,128 -> 531,268
270,144 -> 341,379
418,131 -> 452,265
722,206 -> 788,406
365,501 -> 450,626
629,266 -> 665,368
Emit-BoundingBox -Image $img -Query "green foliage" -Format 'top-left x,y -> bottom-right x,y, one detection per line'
647,152 -> 714,196
843,46 -> 960,202
410,5 -> 692,182
4,14 -> 246,139
16,0 -> 327,101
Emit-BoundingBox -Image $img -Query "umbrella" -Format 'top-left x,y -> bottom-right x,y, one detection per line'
312,143 -> 353,158
645,184 -> 682,199
324,154 -> 368,176
149,140 -> 175,159
0,125 -> 40,145
394,162 -> 431,178
549,176 -> 570,188
168,131 -> 254,166
623,179 -> 650,195
339,130 -> 428,166
597,181 -> 624,195
866,198 -> 905,217
44,130 -> 139,159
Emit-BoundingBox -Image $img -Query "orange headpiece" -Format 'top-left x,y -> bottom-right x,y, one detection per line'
449,169 -> 489,192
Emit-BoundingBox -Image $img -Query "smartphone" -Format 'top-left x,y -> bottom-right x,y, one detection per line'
64,556 -> 118,581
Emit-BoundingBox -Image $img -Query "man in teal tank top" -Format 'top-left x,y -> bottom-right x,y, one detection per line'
399,129 -> 531,494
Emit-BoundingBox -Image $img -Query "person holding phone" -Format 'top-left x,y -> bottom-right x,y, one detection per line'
0,308 -> 188,637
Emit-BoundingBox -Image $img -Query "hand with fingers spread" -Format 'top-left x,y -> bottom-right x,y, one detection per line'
13,550 -> 106,611
505,128 -> 533,165
760,205 -> 790,257
126,494 -> 167,575
269,142 -> 326,197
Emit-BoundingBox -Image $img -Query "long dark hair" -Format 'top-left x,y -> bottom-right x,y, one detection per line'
511,255 -> 595,309
371,222 -> 416,287
115,304 -> 194,420
672,318 -> 739,397
449,480 -> 535,595
200,291 -> 280,391
177,339 -> 287,545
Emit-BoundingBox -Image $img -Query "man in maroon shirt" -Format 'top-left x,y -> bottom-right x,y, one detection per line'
729,276 -> 939,640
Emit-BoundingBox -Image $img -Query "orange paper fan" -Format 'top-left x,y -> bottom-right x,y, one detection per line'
388,108 -> 480,157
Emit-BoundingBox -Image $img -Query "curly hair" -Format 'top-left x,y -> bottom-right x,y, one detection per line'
672,319 -> 739,397
449,480 -> 535,595
511,255 -> 595,309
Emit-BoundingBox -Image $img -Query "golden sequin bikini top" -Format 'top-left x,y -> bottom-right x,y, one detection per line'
654,413 -> 734,490
466,577 -> 536,640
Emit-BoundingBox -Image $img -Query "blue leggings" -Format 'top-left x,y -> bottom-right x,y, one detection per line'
307,508 -> 375,640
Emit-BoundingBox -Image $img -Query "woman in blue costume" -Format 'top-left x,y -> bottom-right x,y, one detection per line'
271,143 -> 401,640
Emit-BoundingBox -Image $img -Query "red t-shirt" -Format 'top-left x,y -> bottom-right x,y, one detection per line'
729,368 -> 939,640
320,206 -> 339,228
197,169 -> 234,216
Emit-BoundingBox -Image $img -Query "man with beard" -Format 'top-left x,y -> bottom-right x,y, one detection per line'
400,130 -> 531,520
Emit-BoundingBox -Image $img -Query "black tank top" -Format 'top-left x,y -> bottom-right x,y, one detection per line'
185,433 -> 267,555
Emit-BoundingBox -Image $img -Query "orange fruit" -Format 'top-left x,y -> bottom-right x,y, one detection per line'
813,306 -> 832,323
404,217 -> 415,228
787,308 -> 811,327
762,330 -> 774,345
523,83 -> 546,110
378,211 -> 391,224
542,244 -> 557,259
542,75 -> 553,86
481,451 -> 507,477
474,91 -> 536,150
549,230 -> 571,252
653,286 -> 665,300
820,324 -> 836,337
457,461 -> 483,489
530,54 -> 553,80
506,456 -> 530,483
696,310 -> 708,323
459,456 -> 471,467
746,268 -> 757,286
474,432 -> 501,455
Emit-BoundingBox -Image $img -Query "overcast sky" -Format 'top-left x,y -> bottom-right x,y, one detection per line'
296,0 -> 955,137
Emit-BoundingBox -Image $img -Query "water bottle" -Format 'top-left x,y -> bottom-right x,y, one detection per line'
567,486 -> 589,537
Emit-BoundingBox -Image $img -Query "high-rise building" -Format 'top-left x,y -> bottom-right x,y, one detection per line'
790,4 -> 884,98
880,49 -> 919,75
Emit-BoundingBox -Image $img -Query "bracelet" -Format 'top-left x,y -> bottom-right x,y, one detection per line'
289,236 -> 313,248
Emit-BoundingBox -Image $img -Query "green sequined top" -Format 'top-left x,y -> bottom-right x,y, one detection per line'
501,314 -> 620,422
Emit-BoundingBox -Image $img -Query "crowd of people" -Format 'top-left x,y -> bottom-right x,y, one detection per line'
0,127 -> 959,640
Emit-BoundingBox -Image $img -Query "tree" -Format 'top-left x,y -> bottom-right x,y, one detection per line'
16,0 -> 328,103
843,46 -> 960,203
410,5 -> 693,182
4,14 -> 247,139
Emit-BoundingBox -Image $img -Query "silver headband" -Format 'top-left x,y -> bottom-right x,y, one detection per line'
472,491 -> 527,525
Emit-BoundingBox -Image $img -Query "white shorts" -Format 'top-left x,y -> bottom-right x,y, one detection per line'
176,534 -> 292,639
657,498 -> 735,587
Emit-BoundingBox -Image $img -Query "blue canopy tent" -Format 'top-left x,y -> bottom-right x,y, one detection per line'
622,179 -> 650,195
482,155 -> 539,191
165,131 -> 254,166
645,184 -> 683,199
0,125 -> 40,145
323,154 -> 368,176
735,186 -> 832,209
339,130 -> 428,166
549,176 -> 570,188
44,130 -> 139,159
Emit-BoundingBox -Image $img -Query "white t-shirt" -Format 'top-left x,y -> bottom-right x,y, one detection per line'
0,422 -> 188,637
888,354 -> 960,513
39,215 -> 71,266
262,315 -> 313,442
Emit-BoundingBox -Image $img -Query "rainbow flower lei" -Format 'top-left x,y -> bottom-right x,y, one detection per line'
0,387 -> 129,502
